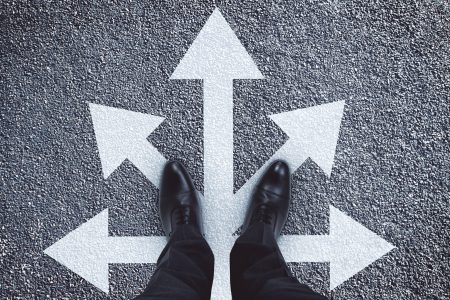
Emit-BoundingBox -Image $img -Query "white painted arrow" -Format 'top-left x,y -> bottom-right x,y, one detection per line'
44,209 -> 166,293
44,9 -> 396,298
89,103 -> 167,187
232,100 -> 395,290
279,206 -> 396,290
232,100 -> 346,230
43,206 -> 394,293
171,8 -> 263,299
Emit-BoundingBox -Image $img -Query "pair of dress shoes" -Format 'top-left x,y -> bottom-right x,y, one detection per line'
159,160 -> 290,237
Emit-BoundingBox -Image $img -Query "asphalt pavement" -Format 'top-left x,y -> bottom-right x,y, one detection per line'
1,0 -> 449,299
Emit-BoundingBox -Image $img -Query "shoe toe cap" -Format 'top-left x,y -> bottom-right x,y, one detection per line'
160,161 -> 196,197
258,160 -> 290,197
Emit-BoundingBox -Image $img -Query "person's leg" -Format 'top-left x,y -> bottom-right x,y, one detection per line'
231,222 -> 327,300
230,160 -> 328,300
135,224 -> 213,300
134,161 -> 214,300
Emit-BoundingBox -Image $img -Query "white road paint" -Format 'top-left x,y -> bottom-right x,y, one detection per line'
44,209 -> 166,293
279,206 -> 395,290
44,9 -> 395,298
43,203 -> 394,293
232,101 -> 346,231
88,103 -> 166,187
171,9 -> 263,299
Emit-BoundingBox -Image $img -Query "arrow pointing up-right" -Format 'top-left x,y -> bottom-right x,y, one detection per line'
233,101 -> 346,230
269,100 -> 345,177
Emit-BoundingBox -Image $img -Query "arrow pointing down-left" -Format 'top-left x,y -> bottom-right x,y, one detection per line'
44,209 -> 166,293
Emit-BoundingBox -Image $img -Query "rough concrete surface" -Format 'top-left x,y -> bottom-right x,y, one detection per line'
1,0 -> 449,299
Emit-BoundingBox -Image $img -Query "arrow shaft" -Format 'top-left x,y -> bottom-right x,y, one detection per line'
129,143 -> 167,187
203,79 -> 235,299
203,79 -> 234,236
106,236 -> 166,264
278,234 -> 331,263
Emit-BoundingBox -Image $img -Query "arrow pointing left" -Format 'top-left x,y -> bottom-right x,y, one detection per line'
43,205 -> 394,293
88,103 -> 167,187
44,209 -> 166,293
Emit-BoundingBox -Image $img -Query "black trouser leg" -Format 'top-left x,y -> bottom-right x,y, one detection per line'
134,224 -> 214,300
230,222 -> 328,300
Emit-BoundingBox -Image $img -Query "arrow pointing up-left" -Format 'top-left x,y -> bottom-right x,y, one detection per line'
44,209 -> 166,293
88,103 -> 167,187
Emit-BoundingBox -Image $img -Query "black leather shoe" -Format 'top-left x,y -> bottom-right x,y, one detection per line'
159,161 -> 203,236
242,160 -> 291,237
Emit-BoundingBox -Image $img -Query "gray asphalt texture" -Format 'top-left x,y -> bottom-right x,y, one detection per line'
1,0 -> 449,299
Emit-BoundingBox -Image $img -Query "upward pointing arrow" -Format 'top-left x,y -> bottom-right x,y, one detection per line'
89,103 -> 167,187
170,9 -> 263,80
171,8 -> 263,299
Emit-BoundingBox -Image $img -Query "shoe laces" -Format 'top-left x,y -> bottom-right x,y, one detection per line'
251,204 -> 273,225
175,206 -> 195,225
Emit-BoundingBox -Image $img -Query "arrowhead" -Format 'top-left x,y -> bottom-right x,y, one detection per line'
269,101 -> 345,177
44,209 -> 111,293
328,205 -> 395,290
89,103 -> 164,178
170,8 -> 263,80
